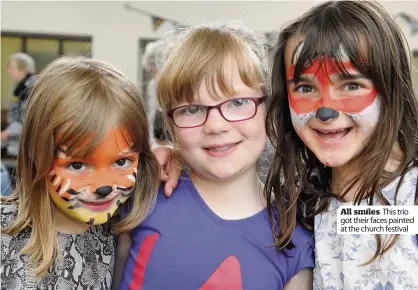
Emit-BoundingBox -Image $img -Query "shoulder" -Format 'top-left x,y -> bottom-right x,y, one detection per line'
122,176 -> 192,219
382,166 -> 418,204
1,202 -> 18,229
155,175 -> 193,205
283,224 -> 315,281
291,224 -> 314,250
24,75 -> 37,88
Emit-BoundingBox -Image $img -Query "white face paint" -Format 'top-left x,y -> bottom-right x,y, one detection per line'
285,41 -> 381,167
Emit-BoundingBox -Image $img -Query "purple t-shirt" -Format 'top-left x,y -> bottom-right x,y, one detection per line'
120,175 -> 314,290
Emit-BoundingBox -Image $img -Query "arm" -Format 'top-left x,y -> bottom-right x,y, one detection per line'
283,268 -> 313,290
111,232 -> 132,290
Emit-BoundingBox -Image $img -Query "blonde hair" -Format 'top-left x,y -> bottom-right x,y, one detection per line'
157,21 -> 269,141
9,52 -> 36,74
1,56 -> 159,278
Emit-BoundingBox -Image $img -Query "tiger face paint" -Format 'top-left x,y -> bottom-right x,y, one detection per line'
284,40 -> 380,167
47,128 -> 139,225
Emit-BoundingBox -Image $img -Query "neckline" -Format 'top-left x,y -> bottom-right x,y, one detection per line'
182,174 -> 268,228
335,166 -> 418,206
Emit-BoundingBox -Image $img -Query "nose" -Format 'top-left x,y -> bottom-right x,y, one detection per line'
203,108 -> 230,134
95,186 -> 113,198
315,107 -> 339,122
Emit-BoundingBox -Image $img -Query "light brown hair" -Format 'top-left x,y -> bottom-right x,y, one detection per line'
157,22 -> 269,142
2,56 -> 159,277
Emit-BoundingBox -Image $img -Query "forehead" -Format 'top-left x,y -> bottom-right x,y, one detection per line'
57,128 -> 133,158
194,57 -> 261,105
285,36 -> 354,66
284,37 -> 304,70
285,38 -> 362,80
7,59 -> 19,68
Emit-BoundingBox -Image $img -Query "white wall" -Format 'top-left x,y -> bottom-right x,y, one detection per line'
2,1 -> 418,85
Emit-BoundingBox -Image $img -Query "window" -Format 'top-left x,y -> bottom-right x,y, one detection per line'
1,32 -> 92,110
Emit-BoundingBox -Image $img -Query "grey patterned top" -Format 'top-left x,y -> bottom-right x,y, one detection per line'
1,204 -> 116,290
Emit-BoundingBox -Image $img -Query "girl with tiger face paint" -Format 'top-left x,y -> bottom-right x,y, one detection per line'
1,56 -> 164,289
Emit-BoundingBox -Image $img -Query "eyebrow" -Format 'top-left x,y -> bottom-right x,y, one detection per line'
287,73 -> 366,84
118,147 -> 136,156
287,76 -> 312,84
334,73 -> 365,81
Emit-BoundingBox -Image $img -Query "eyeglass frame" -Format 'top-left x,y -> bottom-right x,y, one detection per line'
167,96 -> 267,129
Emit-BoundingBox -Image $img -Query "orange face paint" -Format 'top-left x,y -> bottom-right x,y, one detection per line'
286,56 -> 380,132
47,128 -> 139,225
288,57 -> 378,115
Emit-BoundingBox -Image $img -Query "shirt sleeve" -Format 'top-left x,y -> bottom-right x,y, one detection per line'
287,226 -> 315,281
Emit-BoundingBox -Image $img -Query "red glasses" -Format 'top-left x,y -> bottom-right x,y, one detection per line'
167,96 -> 266,128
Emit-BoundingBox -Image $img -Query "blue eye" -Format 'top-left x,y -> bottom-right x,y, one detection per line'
181,106 -> 204,115
229,99 -> 252,107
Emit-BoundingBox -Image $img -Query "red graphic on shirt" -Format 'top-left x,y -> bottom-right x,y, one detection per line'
130,233 -> 160,290
199,256 -> 243,290
130,235 -> 243,290
288,57 -> 377,114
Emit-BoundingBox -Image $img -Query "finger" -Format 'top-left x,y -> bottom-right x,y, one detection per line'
165,162 -> 181,197
153,147 -> 169,167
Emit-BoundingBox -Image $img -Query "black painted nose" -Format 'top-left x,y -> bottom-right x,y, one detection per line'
95,186 -> 113,197
315,107 -> 339,121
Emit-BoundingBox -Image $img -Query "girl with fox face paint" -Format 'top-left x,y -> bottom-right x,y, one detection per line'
1,56 -> 162,289
265,1 -> 418,289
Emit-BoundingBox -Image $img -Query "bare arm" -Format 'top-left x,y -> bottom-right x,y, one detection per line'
111,232 -> 132,290
283,268 -> 313,290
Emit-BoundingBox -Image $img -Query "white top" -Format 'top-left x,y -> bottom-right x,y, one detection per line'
313,167 -> 418,290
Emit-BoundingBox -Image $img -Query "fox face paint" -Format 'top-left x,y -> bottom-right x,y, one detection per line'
47,128 -> 139,225
287,56 -> 380,132
284,41 -> 382,167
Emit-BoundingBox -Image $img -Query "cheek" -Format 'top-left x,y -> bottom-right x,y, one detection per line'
48,163 -> 89,191
174,128 -> 202,150
235,115 -> 267,148
290,105 -> 315,130
346,96 -> 381,134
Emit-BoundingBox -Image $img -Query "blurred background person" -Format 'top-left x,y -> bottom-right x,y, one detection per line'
0,162 -> 13,196
142,40 -> 171,146
2,52 -> 37,158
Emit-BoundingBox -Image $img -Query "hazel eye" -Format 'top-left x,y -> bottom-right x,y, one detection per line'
296,85 -> 314,93
343,83 -> 362,91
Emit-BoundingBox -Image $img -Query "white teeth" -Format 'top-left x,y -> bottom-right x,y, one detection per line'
208,144 -> 234,151
318,129 -> 348,140
319,129 -> 346,134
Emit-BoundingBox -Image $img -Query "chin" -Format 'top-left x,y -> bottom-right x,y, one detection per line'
315,151 -> 353,168
207,168 -> 241,181
195,164 -> 244,181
